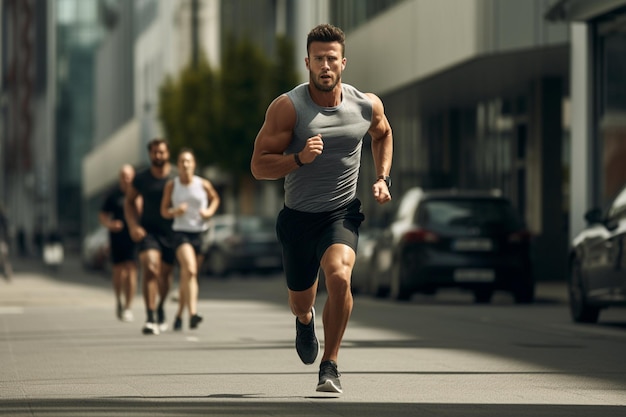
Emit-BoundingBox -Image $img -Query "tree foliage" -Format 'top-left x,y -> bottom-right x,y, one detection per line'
158,35 -> 299,179
158,55 -> 218,165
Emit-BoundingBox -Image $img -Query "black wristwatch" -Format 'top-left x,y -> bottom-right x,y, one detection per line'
377,175 -> 392,189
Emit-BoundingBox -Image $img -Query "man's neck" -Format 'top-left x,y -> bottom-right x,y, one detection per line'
308,83 -> 342,108
150,164 -> 170,178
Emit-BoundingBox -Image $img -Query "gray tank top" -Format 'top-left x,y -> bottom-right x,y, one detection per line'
284,83 -> 372,212
171,176 -> 209,232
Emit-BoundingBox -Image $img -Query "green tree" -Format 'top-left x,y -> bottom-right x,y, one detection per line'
216,35 -> 270,176
158,55 -> 219,165
272,35 -> 300,97
158,35 -> 299,179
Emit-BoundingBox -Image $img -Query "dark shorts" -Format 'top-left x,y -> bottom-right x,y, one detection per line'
110,237 -> 137,264
137,231 -> 175,265
276,198 -> 365,291
109,230 -> 137,265
172,231 -> 204,255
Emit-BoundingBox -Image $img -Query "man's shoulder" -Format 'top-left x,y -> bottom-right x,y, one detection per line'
342,83 -> 370,99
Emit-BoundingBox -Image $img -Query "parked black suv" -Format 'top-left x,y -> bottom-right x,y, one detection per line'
368,188 -> 534,303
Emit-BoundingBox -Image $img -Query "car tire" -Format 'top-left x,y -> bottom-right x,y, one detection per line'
473,288 -> 493,303
513,277 -> 535,304
389,260 -> 411,301
568,258 -> 600,323
368,253 -> 389,298
206,249 -> 229,277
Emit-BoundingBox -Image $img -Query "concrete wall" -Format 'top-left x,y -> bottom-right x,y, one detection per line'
344,0 -> 480,95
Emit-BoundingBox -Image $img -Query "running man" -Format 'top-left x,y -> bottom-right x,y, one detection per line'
100,164 -> 141,322
125,138 -> 176,335
250,24 -> 393,393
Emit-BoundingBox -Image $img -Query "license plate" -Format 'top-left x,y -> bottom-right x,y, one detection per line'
453,238 -> 492,251
454,269 -> 494,282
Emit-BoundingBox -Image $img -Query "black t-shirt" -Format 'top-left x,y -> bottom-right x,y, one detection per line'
101,187 -> 132,246
132,168 -> 174,235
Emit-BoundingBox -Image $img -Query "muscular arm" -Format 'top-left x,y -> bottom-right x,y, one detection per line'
201,179 -> 221,219
98,210 -> 122,232
250,95 -> 302,180
160,180 -> 176,219
367,93 -> 393,204
124,185 -> 145,241
124,185 -> 141,229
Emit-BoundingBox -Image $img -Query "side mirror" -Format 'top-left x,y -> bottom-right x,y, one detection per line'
584,208 -> 603,224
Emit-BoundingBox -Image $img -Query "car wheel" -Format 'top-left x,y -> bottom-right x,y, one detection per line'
513,275 -> 535,304
206,249 -> 228,277
473,288 -> 493,303
368,252 -> 389,298
568,258 -> 600,323
389,259 -> 411,301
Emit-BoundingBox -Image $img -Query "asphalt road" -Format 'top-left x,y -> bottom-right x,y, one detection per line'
0,255 -> 625,417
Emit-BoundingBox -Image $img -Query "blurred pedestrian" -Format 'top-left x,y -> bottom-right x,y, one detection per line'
124,138 -> 176,335
160,148 -> 220,331
100,164 -> 141,322
250,23 -> 393,394
0,203 -> 13,280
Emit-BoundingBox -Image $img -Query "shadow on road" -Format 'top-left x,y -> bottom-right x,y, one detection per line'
1,398 -> 626,417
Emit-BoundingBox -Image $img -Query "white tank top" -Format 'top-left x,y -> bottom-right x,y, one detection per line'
171,176 -> 209,232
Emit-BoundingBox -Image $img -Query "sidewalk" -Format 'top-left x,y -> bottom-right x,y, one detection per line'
2,254 -> 603,417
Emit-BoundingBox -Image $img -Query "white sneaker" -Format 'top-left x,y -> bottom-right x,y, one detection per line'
158,322 -> 168,333
122,309 -> 134,322
142,322 -> 160,335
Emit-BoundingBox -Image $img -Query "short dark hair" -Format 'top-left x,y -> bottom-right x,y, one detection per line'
178,147 -> 195,160
307,24 -> 345,56
147,138 -> 169,152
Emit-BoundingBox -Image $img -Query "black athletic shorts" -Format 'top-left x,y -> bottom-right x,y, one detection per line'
110,239 -> 137,264
172,231 -> 204,255
276,198 -> 365,291
137,231 -> 175,265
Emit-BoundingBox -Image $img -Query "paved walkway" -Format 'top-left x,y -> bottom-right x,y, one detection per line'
2,255 -> 622,417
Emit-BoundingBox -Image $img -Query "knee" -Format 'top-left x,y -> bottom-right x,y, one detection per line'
178,260 -> 197,278
291,302 -> 311,317
324,269 -> 351,296
143,260 -> 159,280
289,288 -> 316,317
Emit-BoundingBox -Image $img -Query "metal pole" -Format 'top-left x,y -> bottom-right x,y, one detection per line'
191,0 -> 198,68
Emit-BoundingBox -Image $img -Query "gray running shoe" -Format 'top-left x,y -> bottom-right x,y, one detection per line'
295,307 -> 319,365
316,360 -> 342,393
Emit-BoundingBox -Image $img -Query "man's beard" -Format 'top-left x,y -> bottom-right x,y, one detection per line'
151,159 -> 166,168
311,73 -> 339,92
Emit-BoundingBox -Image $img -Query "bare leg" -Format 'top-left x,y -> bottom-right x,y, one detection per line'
159,261 -> 173,320
122,260 -> 137,310
288,280 -> 318,326
139,249 -> 161,316
175,244 -> 197,318
319,244 -> 355,363
112,263 -> 123,311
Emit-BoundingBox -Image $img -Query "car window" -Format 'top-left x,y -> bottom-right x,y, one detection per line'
417,198 -> 523,233
238,217 -> 275,234
608,186 -> 626,220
